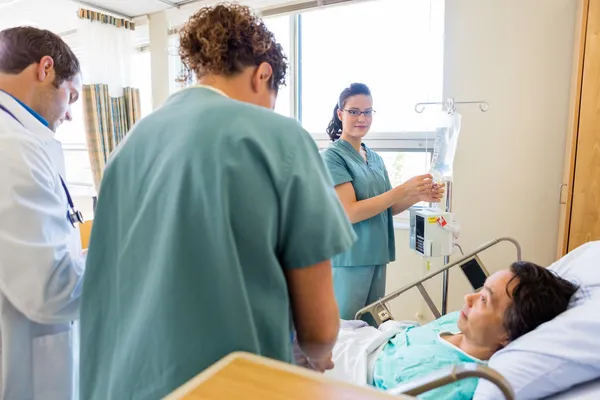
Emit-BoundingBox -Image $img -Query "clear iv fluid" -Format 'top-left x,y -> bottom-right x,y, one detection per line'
429,113 -> 462,183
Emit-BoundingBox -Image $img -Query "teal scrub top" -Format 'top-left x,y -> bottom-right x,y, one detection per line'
79,87 -> 357,400
321,139 -> 395,267
373,312 -> 486,399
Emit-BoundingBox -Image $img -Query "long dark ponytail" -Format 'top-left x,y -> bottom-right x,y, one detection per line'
325,83 -> 372,142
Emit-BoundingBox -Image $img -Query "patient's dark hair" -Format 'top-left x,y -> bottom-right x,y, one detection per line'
326,83 -> 371,142
503,261 -> 578,342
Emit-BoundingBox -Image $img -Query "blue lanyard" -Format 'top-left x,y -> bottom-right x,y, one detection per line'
0,103 -> 84,227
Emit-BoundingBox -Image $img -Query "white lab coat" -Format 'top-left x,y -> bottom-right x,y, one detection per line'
0,91 -> 85,400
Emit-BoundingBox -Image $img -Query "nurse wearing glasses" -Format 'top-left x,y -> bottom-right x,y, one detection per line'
321,83 -> 444,325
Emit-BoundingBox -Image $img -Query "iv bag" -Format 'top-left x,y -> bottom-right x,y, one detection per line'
429,113 -> 462,183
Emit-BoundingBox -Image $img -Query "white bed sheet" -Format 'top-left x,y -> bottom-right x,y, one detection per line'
545,377 -> 600,400
324,319 -> 415,387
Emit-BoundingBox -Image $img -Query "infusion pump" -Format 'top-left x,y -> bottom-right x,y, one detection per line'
409,206 -> 457,258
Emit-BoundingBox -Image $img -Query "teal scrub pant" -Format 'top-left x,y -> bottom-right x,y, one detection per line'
332,265 -> 387,326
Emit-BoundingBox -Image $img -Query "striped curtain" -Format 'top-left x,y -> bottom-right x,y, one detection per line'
82,84 -> 141,190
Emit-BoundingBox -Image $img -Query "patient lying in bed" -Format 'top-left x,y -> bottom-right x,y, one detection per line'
323,261 -> 577,399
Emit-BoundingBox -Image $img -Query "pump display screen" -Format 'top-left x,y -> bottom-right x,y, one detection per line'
415,215 -> 425,254
460,258 -> 487,290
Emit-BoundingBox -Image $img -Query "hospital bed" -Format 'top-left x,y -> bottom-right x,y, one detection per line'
343,237 -> 521,400
352,237 -> 600,400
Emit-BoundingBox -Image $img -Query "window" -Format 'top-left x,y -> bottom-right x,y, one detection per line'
380,150 -> 433,223
167,16 -> 294,118
54,31 -> 94,197
131,48 -> 153,118
263,15 -> 293,117
56,34 -> 153,199
299,0 -> 445,135
168,35 -> 191,94
55,103 -> 95,196
379,150 -> 432,189
163,1 -> 445,226
298,0 -> 445,225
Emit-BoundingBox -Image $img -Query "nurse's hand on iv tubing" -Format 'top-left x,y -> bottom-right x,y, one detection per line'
395,174 -> 435,202
419,181 -> 445,203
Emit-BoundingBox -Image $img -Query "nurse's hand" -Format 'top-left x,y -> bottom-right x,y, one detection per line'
396,174 -> 433,201
306,352 -> 335,373
420,182 -> 445,203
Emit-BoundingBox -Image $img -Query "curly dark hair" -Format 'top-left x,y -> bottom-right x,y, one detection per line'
178,3 -> 287,92
0,26 -> 80,86
503,261 -> 578,342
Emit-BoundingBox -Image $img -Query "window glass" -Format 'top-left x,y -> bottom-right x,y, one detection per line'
264,15 -> 293,117
299,0 -> 445,135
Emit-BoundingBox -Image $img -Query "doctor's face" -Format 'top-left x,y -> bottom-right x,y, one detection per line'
337,94 -> 373,140
38,70 -> 82,133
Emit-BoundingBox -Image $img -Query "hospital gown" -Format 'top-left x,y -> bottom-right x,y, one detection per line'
79,86 -> 356,400
373,312 -> 485,400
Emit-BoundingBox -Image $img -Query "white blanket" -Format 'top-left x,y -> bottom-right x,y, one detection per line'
324,319 -> 417,386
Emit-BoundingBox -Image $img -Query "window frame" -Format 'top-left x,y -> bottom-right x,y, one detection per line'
60,143 -> 96,197
288,9 -> 438,230
371,147 -> 434,228
287,13 -> 436,146
167,8 -> 440,229
316,141 -> 434,229
56,33 -> 154,195
132,45 -> 153,119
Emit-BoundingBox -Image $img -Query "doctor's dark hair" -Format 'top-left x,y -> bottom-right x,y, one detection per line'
502,261 -> 577,343
0,26 -> 80,86
178,3 -> 287,92
326,83 -> 372,142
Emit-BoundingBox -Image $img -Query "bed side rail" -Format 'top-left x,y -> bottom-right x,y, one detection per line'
386,363 -> 515,400
355,237 -> 522,324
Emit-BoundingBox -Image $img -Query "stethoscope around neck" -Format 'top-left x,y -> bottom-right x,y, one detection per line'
0,103 -> 84,227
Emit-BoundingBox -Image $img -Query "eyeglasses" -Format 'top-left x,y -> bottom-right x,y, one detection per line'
342,109 -> 375,117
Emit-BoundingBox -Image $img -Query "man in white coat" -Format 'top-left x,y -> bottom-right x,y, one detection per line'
0,27 -> 85,399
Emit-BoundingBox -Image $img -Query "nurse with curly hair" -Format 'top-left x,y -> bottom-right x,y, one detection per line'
79,4 -> 356,399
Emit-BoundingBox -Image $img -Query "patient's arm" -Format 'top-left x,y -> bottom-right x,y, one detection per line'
285,260 -> 340,371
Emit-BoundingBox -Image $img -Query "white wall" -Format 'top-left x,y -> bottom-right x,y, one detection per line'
0,0 -> 78,32
385,0 -> 578,321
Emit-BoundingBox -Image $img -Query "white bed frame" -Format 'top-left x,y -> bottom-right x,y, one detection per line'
385,366 -> 600,400
355,237 -> 522,325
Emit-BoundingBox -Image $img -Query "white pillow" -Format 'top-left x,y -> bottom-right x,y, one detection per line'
473,241 -> 600,400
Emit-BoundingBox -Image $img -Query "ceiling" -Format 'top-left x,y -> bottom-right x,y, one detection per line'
75,0 -> 307,19
74,0 -> 196,18
0,0 -> 25,6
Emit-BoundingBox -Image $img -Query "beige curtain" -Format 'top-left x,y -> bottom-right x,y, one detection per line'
82,84 -> 141,190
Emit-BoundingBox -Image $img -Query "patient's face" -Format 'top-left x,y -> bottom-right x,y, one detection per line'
458,270 -> 517,350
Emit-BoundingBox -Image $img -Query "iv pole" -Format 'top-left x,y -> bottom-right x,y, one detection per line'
414,97 -> 489,315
